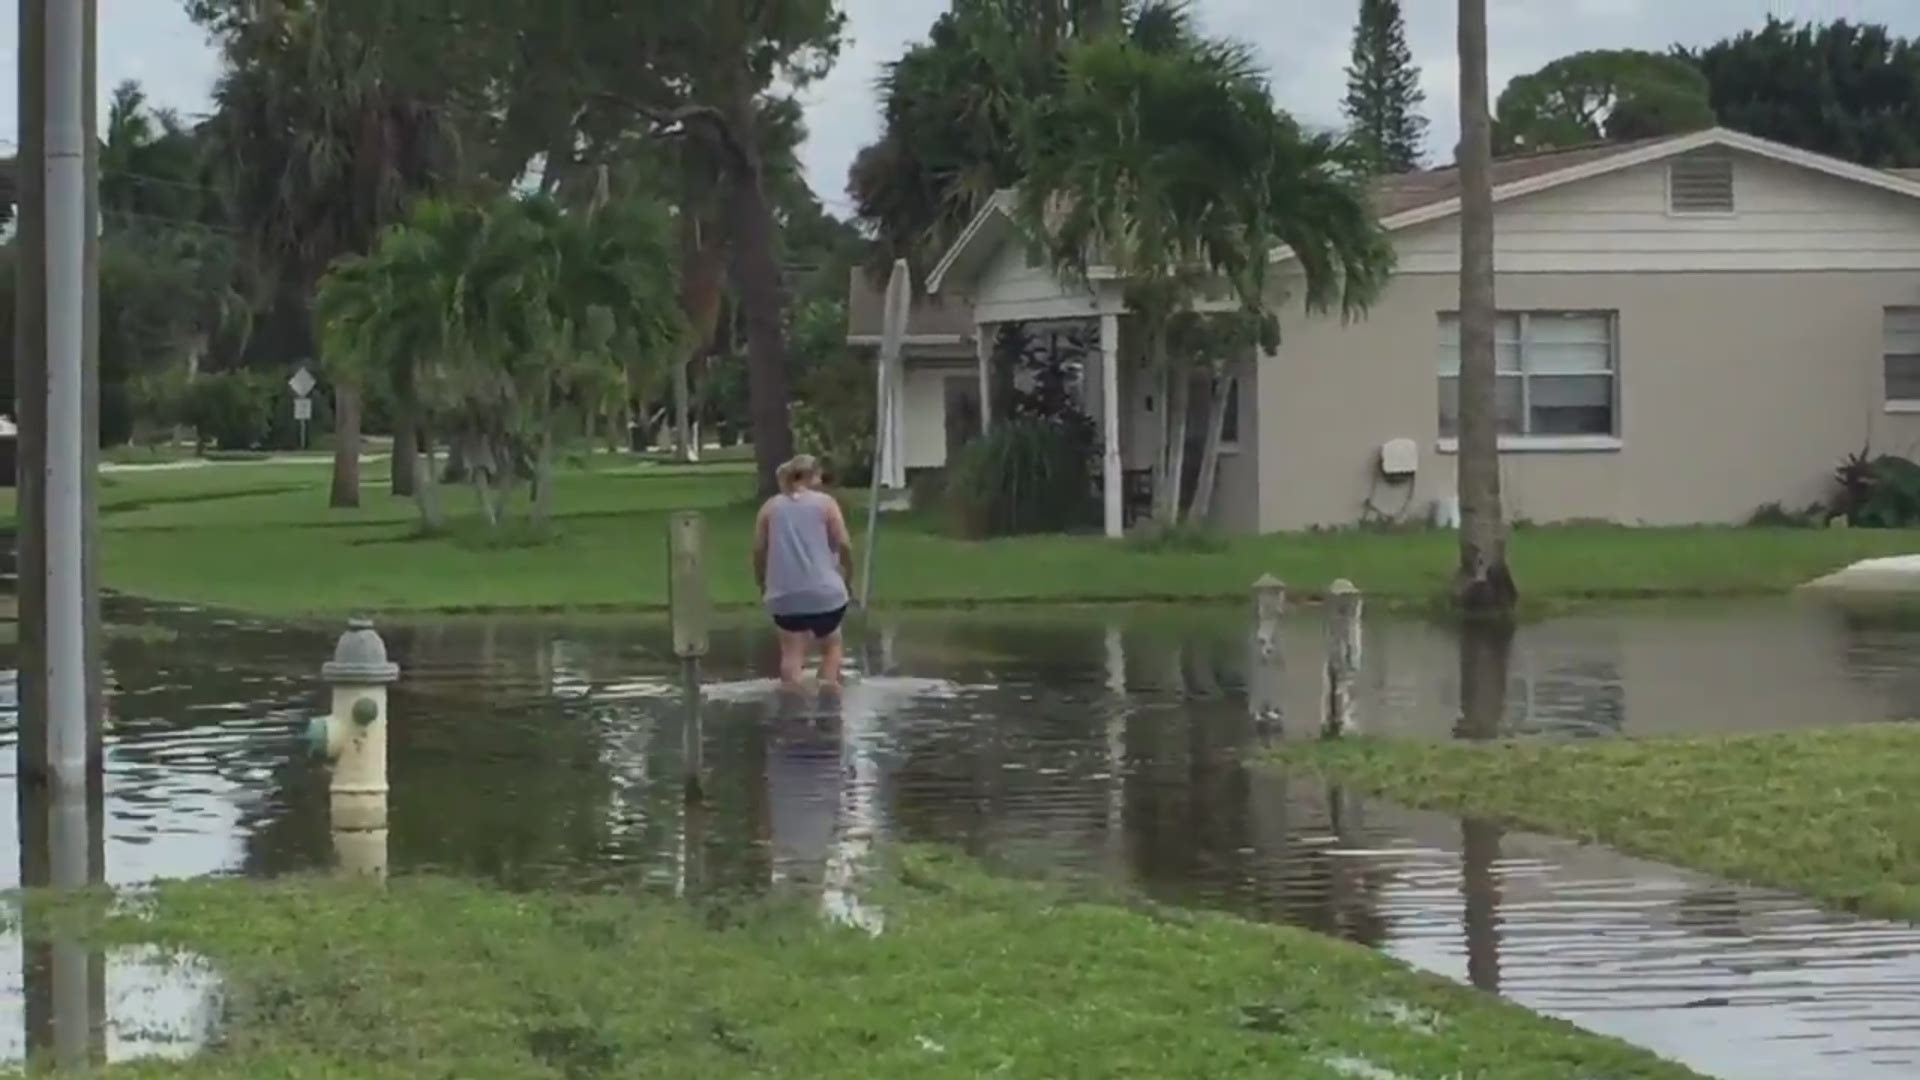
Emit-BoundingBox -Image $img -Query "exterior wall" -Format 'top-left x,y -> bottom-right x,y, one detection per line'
1392,151 -> 1920,273
1258,151 -> 1920,531
1258,268 -> 1920,530
970,241 -> 1120,324
893,354 -> 977,470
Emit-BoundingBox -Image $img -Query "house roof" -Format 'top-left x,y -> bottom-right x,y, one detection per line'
917,127 -> 1920,291
844,266 -> 975,345
1368,135 -> 1679,217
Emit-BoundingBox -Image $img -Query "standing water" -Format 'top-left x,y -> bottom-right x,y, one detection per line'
6,599 -> 1920,1076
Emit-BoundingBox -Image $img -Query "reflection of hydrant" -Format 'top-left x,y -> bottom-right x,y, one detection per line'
305,618 -> 399,878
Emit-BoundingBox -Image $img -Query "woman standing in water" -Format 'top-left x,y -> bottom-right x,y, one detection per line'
754,455 -> 854,693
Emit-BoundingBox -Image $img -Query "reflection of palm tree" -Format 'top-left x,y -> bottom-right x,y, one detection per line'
1462,817 -> 1503,993
1456,619 -> 1516,740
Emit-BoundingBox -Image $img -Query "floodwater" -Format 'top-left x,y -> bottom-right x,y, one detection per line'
8,598 -> 1920,1076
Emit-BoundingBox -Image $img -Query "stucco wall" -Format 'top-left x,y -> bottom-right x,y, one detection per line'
1257,269 -> 1920,530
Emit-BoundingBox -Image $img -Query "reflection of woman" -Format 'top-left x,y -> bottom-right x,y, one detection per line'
753,455 -> 854,692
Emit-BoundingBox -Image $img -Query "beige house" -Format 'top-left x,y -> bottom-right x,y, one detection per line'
845,128 -> 1920,535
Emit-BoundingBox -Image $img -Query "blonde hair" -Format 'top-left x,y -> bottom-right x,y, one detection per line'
776,454 -> 821,493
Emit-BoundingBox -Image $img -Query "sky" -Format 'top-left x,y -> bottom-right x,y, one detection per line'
4,0 -> 1919,217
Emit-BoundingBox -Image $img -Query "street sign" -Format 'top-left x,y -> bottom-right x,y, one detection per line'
288,366 -> 316,399
293,397 -> 313,422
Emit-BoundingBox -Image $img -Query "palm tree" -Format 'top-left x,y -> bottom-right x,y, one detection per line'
1454,0 -> 1517,612
204,4 -> 455,507
1019,7 -> 1392,524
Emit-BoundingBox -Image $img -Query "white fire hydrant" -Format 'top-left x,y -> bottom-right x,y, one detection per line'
305,618 -> 399,878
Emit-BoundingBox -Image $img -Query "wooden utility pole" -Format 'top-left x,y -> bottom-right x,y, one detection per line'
16,0 -> 105,889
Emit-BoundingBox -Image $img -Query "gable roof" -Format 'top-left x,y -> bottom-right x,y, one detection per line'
845,267 -> 974,345
1366,127 -> 1920,236
923,127 -> 1920,288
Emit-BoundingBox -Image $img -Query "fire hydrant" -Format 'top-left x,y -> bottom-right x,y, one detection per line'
305,618 -> 399,878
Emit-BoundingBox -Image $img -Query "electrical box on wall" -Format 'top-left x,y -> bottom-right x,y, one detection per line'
1379,438 -> 1418,480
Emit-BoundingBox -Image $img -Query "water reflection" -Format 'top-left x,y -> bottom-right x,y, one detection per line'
0,600 -> 1918,1075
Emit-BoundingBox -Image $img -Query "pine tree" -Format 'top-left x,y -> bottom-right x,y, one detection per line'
1343,0 -> 1429,174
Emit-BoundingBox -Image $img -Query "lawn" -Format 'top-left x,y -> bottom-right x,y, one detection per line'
5,457 -> 1917,616
37,851 -> 1697,1079
1276,725 -> 1920,923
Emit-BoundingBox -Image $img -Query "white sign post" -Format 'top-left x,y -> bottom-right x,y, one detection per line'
289,366 -> 317,450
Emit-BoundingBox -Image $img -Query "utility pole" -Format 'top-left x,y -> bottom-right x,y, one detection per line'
17,0 -> 104,890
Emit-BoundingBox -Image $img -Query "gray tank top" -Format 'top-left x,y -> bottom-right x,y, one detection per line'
764,489 -> 850,616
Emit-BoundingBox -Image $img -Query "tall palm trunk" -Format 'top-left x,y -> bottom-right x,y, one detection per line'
330,385 -> 362,508
1162,362 -> 1191,523
1453,0 -> 1516,613
391,409 -> 418,497
1187,370 -> 1233,524
723,88 -> 795,498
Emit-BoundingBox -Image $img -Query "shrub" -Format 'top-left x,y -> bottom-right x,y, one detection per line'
1125,519 -> 1226,554
1747,501 -> 1827,528
943,418 -> 1096,538
1833,452 -> 1920,527
180,371 -> 275,452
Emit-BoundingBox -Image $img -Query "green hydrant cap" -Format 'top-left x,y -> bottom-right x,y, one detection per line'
322,617 -> 400,686
304,716 -> 331,759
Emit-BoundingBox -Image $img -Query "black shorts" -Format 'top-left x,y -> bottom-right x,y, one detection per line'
772,606 -> 847,638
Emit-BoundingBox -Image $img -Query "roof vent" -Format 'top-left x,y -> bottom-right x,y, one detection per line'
1669,154 -> 1734,214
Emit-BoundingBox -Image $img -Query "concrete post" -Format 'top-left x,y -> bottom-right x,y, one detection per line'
1099,312 -> 1123,538
306,619 -> 399,879
667,510 -> 708,801
667,511 -> 710,661
1323,579 -> 1363,738
1248,575 -> 1286,729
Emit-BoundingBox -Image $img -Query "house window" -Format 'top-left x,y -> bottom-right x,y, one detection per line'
1668,153 -> 1734,214
1886,308 -> 1920,407
1438,312 -> 1617,439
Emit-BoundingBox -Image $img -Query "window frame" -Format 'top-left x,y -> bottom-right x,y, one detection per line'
1436,309 -> 1622,454
1884,306 -> 1920,413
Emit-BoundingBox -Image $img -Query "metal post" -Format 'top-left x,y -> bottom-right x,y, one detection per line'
1248,575 -> 1286,730
976,324 -> 993,433
1323,579 -> 1363,738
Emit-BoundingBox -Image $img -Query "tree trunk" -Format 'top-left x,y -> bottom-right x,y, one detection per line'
1162,364 -> 1191,524
674,208 -> 726,465
414,443 -> 442,531
721,90 -> 795,498
1453,0 -> 1516,614
533,425 -> 555,529
391,409 -> 418,498
330,385 -> 362,509
1188,370 -> 1233,525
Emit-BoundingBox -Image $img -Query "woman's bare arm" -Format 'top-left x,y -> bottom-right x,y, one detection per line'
752,501 -> 772,593
826,498 -> 856,598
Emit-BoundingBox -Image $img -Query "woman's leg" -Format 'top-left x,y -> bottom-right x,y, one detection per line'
818,629 -> 845,689
777,628 -> 809,690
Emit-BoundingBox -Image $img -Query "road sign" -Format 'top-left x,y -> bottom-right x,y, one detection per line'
288,366 -> 316,398
293,397 -> 313,421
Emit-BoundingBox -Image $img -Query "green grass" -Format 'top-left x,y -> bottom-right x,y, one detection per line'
5,459 -> 1916,616
1276,725 -> 1920,923
34,851 -> 1697,1078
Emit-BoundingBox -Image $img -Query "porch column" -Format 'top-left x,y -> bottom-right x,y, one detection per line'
975,323 -> 993,433
1100,313 -> 1122,538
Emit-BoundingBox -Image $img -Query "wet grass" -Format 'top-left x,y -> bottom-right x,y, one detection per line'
3,459 -> 1916,615
1276,725 -> 1920,923
35,851 -> 1698,1078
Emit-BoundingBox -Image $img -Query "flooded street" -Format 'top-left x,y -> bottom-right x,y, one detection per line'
8,598 -> 1920,1076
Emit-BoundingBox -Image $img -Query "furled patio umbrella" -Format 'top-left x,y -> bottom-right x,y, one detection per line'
860,259 -> 912,611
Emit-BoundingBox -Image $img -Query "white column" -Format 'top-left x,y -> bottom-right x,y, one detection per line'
45,0 -> 91,788
1100,313 -> 1123,538
976,324 -> 993,433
